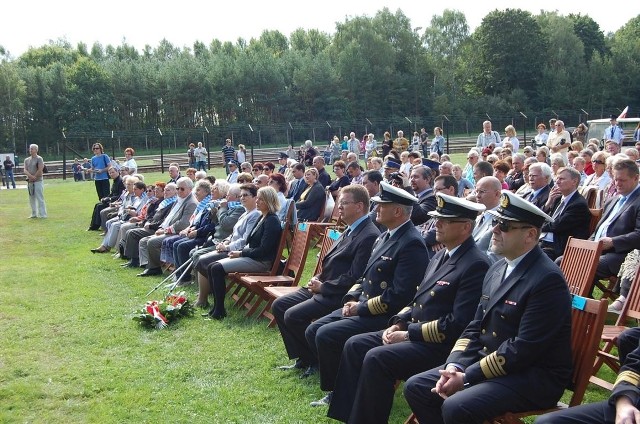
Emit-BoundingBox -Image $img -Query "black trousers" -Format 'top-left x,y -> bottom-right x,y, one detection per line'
327,331 -> 450,424
304,309 -> 388,391
272,289 -> 338,366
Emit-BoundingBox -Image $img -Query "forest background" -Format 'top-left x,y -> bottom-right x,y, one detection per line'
0,7 -> 639,157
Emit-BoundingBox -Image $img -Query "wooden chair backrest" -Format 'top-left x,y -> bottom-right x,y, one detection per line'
559,237 -> 603,297
281,223 -> 314,285
313,228 -> 341,276
579,186 -> 600,209
267,216 -> 291,275
615,268 -> 640,324
566,297 -> 608,406
588,208 -> 603,235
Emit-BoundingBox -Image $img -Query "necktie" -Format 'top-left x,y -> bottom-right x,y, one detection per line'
552,199 -> 566,219
595,195 -> 627,240
611,127 -> 615,138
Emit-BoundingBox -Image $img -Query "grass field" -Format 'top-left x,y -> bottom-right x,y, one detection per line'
0,163 -> 613,423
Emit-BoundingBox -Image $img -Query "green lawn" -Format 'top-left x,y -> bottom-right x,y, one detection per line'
0,165 -> 613,423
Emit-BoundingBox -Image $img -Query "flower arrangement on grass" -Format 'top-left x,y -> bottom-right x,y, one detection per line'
132,291 -> 194,329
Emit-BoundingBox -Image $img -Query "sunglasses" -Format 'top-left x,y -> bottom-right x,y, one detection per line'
492,218 -> 533,232
592,160 -> 605,165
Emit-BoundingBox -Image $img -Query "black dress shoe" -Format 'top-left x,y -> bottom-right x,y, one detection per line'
137,268 -> 162,277
204,309 -> 227,320
300,365 -> 318,379
277,359 -> 307,371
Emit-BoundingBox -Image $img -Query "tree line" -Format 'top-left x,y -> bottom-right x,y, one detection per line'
0,7 -> 639,155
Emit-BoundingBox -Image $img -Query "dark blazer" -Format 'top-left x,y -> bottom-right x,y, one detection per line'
448,246 -> 572,398
410,188 -> 437,226
524,184 -> 551,209
193,208 -> 216,240
296,181 -> 325,221
287,178 -> 306,202
392,236 -> 491,345
314,217 -> 380,307
107,176 -> 125,202
505,171 -> 525,191
317,168 -> 332,188
241,212 -> 282,263
345,220 -> 428,318
146,202 -> 175,231
540,192 -> 591,258
591,188 -> 640,254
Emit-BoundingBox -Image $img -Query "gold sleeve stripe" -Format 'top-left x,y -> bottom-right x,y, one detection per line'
451,339 -> 470,352
366,296 -> 388,315
421,320 -> 444,343
399,306 -> 411,315
348,284 -> 362,293
480,353 -> 507,379
615,370 -> 640,388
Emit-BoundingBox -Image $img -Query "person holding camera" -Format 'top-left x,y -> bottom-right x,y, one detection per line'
548,120 -> 571,164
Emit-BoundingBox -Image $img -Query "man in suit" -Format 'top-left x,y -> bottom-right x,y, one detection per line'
408,165 -> 437,225
472,176 -> 502,262
286,163 -> 306,202
535,327 -> 640,424
305,182 -> 428,407
404,191 -> 572,424
327,194 -> 490,424
522,162 -> 552,209
505,153 -> 526,191
313,156 -> 332,188
274,185 -> 380,378
137,177 -> 198,276
589,159 -> 640,297
539,167 -> 591,260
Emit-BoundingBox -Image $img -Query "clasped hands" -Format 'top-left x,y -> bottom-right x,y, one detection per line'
431,366 -> 465,399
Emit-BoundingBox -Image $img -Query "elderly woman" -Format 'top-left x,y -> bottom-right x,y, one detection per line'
303,140 -> 319,166
88,166 -> 125,231
328,160 -> 350,199
252,162 -> 264,178
122,147 -> 137,174
583,151 -> 611,190
549,153 -> 567,180
92,178 -> 146,253
159,179 -> 213,269
203,186 -> 283,319
536,146 -> 551,165
296,168 -> 325,222
503,125 -> 520,152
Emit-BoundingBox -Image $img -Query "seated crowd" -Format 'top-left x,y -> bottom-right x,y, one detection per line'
86,125 -> 640,422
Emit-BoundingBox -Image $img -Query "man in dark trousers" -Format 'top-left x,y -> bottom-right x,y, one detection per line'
273,185 -> 379,378
535,327 -> 640,424
327,193 -> 490,424
404,191 -> 572,424
305,182 -> 428,407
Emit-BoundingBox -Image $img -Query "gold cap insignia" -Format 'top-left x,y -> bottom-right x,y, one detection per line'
437,196 -> 445,208
500,193 -> 509,208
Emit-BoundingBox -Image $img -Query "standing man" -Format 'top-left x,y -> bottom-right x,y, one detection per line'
605,114 -> 624,144
548,120 -> 571,164
347,132 -> 360,159
403,191 -> 572,424
393,130 -> 410,153
24,144 -> 47,219
305,182 -> 428,407
221,138 -> 235,175
274,185 -> 379,377
194,141 -> 208,171
327,194 -> 489,423
3,155 -> 16,189
420,128 -> 429,157
476,121 -> 501,149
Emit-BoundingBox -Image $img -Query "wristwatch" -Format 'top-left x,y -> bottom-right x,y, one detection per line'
463,374 -> 470,389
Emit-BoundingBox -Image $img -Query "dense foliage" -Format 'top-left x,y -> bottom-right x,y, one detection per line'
0,8 -> 638,154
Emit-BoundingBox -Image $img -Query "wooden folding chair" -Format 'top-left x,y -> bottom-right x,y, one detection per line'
257,227 -> 340,327
579,186 -> 600,209
232,222 -> 315,317
590,268 -> 640,390
404,297 -> 608,424
558,237 -> 603,297
588,208 -> 603,235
